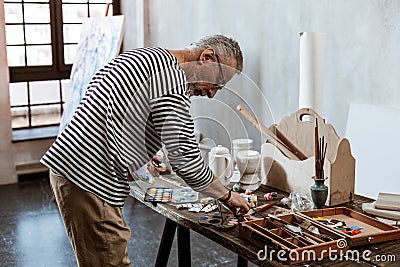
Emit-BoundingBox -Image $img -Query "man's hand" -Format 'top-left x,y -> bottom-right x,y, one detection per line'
221,191 -> 251,216
201,176 -> 250,215
151,155 -> 162,165
147,155 -> 165,176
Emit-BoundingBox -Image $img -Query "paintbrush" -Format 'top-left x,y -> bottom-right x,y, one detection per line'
315,119 -> 320,179
250,207 -> 268,220
252,201 -> 278,213
267,214 -> 336,242
314,119 -> 329,180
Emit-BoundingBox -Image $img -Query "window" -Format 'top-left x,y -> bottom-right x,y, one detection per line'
5,0 -> 121,130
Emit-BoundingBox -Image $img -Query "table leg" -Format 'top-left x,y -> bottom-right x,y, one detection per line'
177,225 -> 191,267
155,218 -> 177,267
237,255 -> 248,267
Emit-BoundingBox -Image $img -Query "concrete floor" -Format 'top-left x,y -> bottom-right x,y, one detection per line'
0,173 -> 249,267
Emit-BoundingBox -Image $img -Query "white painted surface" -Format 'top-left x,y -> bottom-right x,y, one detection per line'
121,0 -> 145,49
59,16 -> 125,132
346,102 -> 400,198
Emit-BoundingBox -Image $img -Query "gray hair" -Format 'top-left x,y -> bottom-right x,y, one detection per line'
188,34 -> 243,73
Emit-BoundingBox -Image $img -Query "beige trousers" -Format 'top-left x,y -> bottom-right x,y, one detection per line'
50,170 -> 132,267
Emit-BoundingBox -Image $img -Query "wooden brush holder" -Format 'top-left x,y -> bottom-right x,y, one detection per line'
260,108 -> 356,206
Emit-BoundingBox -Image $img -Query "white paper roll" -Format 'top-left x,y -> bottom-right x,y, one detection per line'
299,32 -> 326,114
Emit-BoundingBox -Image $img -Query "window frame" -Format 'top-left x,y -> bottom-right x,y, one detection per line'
6,0 -> 121,131
8,0 -> 121,83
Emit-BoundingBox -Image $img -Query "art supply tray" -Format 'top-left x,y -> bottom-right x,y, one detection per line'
299,207 -> 400,246
239,207 -> 400,264
246,204 -> 290,220
239,213 -> 346,264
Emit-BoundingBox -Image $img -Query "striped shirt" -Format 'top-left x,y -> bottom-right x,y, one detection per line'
41,47 -> 213,206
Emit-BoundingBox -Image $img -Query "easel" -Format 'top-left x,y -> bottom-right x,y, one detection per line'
105,3 -> 112,16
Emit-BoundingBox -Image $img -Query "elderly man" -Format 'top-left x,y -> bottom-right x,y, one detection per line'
41,34 -> 250,266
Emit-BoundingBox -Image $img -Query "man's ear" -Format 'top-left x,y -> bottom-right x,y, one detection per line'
199,48 -> 215,62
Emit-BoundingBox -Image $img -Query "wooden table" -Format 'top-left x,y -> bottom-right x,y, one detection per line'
130,182 -> 399,267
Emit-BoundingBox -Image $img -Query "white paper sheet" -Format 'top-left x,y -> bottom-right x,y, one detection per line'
346,102 -> 400,198
298,32 -> 326,115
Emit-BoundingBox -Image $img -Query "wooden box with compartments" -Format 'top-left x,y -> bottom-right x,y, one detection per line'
239,207 -> 400,264
298,207 -> 400,246
260,108 -> 356,206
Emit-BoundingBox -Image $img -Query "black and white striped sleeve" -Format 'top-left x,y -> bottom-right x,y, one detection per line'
150,94 -> 213,191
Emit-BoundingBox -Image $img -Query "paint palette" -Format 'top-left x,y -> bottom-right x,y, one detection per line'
198,213 -> 238,231
144,187 -> 172,203
171,188 -> 198,204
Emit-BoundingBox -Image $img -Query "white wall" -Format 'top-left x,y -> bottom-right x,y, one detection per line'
122,0 -> 400,196
0,1 -> 17,184
123,0 -> 400,133
121,0 -> 146,49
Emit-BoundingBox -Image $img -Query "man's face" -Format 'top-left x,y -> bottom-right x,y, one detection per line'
186,49 -> 237,98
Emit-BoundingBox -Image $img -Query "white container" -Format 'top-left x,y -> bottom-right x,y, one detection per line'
232,139 -> 253,163
236,150 -> 260,175
240,173 -> 260,185
208,145 -> 233,186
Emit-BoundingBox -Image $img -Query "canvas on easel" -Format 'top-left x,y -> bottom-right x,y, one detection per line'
59,15 -> 125,133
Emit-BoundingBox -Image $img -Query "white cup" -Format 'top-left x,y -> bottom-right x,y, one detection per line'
236,150 -> 260,175
232,139 -> 253,164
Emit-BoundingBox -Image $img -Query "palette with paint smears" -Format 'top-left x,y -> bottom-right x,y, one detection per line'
198,213 -> 238,231
144,187 -> 172,203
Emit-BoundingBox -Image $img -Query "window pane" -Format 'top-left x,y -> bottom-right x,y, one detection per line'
9,82 -> 28,106
5,25 -> 24,45
31,104 -> 61,127
63,24 -> 82,44
30,80 -> 60,105
11,107 -> 29,128
62,4 -> 88,23
4,3 -> 23,23
24,3 -> 50,23
64,44 -> 77,64
25,24 -> 51,44
6,46 -> 25,67
89,4 -> 109,17
24,0 -> 49,2
26,45 -> 52,66
90,0 -> 110,3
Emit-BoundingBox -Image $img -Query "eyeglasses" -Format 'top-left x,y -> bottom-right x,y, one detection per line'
214,53 -> 226,90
